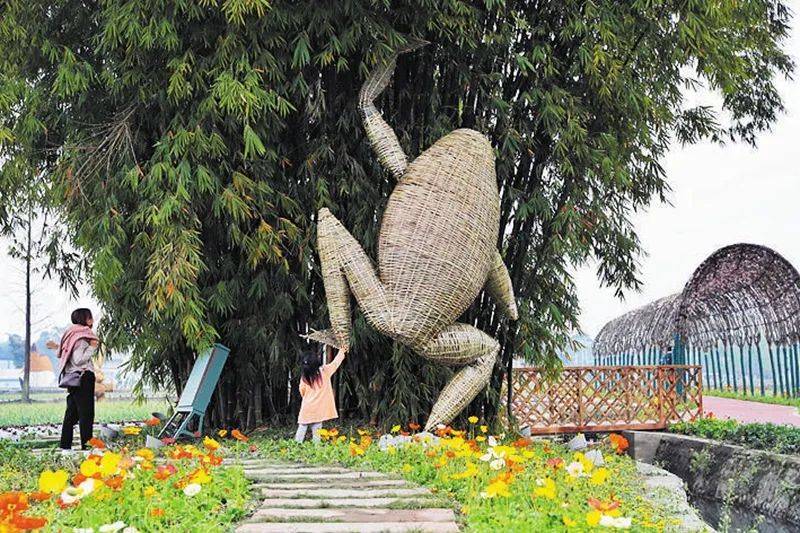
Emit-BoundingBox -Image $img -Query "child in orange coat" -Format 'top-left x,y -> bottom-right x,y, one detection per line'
295,346 -> 347,442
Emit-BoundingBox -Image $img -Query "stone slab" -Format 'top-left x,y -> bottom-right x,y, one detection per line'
247,471 -> 388,481
237,522 -> 459,532
247,507 -> 455,523
252,479 -> 412,490
259,487 -> 430,499
259,497 -> 433,508
244,467 -> 350,476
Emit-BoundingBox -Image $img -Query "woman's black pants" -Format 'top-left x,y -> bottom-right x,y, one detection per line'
59,371 -> 95,449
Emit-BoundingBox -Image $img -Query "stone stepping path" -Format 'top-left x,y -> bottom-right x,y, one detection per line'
232,458 -> 459,532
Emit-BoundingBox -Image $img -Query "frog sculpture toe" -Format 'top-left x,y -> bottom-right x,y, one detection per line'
309,43 -> 518,431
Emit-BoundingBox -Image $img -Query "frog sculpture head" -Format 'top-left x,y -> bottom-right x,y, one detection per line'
308,41 -> 518,430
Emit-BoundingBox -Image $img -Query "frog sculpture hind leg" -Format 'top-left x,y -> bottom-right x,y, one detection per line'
311,43 -> 517,431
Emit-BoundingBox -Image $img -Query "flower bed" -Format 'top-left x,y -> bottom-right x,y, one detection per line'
0,424 -> 251,532
257,422 -> 678,531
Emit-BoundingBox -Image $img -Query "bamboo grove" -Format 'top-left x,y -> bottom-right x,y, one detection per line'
594,244 -> 800,399
0,1 -> 793,428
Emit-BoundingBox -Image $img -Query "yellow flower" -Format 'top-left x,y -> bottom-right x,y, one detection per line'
217,429 -> 228,437
191,469 -> 212,484
533,478 -> 556,500
122,426 -> 141,436
144,486 -> 156,497
349,443 -> 364,456
357,429 -> 370,436
479,425 -> 488,433
386,445 -> 396,455
461,505 -> 470,515
99,452 -> 122,477
574,452 -> 594,474
563,516 -> 577,527
451,462 -> 479,480
337,435 -> 346,443
402,464 -> 412,473
39,469 -> 69,494
482,479 -> 510,499
476,435 -> 486,442
203,436 -> 221,450
80,458 -> 100,478
317,428 -> 330,439
468,416 -> 478,424
587,510 -> 602,526
590,467 -> 610,485
135,448 -> 155,462
391,425 -> 401,433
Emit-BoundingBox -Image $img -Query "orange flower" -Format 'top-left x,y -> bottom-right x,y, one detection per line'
145,417 -> 161,427
408,422 -> 421,431
86,437 -> 106,449
608,434 -> 629,454
154,464 -> 177,481
547,457 -> 565,470
231,429 -> 248,442
28,492 -> 50,503
248,444 -> 258,453
587,497 -> 620,513
10,514 -> 47,530
105,476 -> 124,490
490,471 -> 515,485
201,453 -> 223,467
445,450 -> 456,459
0,491 -> 28,518
150,508 -> 165,518
72,473 -> 87,486
511,437 -> 531,448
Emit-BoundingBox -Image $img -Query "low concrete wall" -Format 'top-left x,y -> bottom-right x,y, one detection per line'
623,431 -> 800,529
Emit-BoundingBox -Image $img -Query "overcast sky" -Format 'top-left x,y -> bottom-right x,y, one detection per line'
1,24 -> 798,342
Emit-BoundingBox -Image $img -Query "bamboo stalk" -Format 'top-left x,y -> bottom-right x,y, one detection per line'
755,343 -> 765,396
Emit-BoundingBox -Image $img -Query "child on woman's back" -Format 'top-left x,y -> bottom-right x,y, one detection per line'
295,346 -> 347,442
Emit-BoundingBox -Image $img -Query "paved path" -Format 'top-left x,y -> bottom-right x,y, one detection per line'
704,395 -> 800,426
230,458 -> 459,532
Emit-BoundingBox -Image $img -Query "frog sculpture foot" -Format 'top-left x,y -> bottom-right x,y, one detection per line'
309,41 -> 518,431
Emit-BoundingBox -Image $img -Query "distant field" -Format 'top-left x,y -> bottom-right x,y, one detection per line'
0,398 -> 171,427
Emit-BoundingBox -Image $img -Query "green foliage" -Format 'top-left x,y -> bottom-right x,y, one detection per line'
0,0 -> 793,427
670,418 -> 800,455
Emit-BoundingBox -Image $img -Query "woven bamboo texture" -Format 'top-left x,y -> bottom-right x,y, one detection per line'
594,244 -> 800,356
310,44 -> 518,430
502,365 -> 703,434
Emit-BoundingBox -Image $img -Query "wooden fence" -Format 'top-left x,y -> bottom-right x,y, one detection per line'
503,365 -> 703,435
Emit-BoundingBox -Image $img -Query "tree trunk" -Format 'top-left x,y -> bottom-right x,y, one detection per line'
21,207 -> 32,403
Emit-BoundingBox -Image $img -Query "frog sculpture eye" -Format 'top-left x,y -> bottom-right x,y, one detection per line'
307,40 -> 518,430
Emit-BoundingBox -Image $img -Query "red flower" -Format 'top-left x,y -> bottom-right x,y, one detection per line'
408,422 -> 421,431
231,429 -> 248,442
161,437 -> 176,445
72,473 -> 87,486
248,444 -> 258,453
150,508 -> 165,518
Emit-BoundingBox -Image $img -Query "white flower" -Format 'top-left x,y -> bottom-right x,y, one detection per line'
183,483 -> 202,497
74,529 -> 94,533
489,458 -> 505,470
599,516 -> 632,529
99,522 -> 126,533
122,528 -> 139,533
436,424 -> 446,430
488,436 -> 498,447
61,479 -> 97,505
566,461 -> 584,478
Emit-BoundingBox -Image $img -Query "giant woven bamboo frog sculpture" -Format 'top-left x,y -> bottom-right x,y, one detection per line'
310,43 -> 518,430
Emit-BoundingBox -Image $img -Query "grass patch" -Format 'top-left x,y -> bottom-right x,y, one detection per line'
254,425 -> 679,531
670,417 -> 800,455
0,398 -> 171,427
706,388 -> 800,409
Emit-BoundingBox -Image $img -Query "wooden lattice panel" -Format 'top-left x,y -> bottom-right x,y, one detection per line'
502,365 -> 703,435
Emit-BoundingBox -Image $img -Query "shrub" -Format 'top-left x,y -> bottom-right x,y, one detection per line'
670,419 -> 800,455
